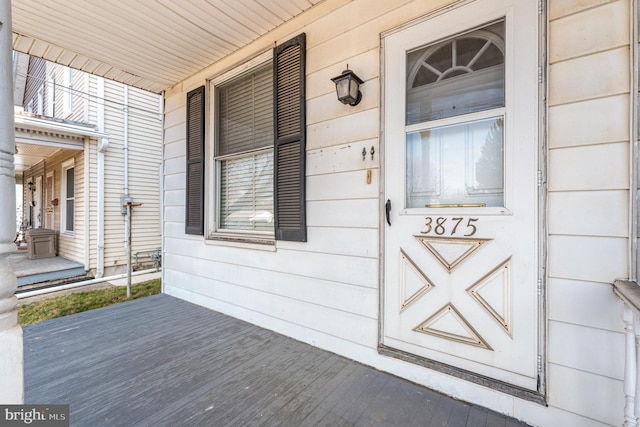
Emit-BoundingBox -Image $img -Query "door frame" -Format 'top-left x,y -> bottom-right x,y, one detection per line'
377,0 -> 547,404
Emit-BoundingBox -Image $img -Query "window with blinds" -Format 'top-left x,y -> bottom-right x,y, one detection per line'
216,62 -> 274,232
61,159 -> 74,233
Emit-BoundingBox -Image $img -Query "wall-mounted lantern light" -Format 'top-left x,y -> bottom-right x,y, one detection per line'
331,66 -> 364,106
27,181 -> 35,192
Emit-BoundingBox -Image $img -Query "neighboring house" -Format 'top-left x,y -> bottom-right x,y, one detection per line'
14,55 -> 163,278
2,1 -> 639,425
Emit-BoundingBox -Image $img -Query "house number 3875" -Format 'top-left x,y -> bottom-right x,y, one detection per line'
421,217 -> 479,237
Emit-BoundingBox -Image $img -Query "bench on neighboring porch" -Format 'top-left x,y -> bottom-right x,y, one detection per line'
133,247 -> 161,271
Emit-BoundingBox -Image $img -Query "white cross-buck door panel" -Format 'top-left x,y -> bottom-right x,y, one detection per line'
383,0 -> 539,390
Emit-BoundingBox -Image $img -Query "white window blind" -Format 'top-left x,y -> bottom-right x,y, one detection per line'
219,152 -> 274,231
218,64 -> 273,156
216,62 -> 274,233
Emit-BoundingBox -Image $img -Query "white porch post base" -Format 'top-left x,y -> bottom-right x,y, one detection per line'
0,246 -> 23,404
0,325 -> 23,403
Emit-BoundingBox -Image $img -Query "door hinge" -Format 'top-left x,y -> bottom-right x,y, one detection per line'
538,0 -> 544,14
537,354 -> 543,373
537,170 -> 543,187
537,66 -> 544,84
537,278 -> 543,296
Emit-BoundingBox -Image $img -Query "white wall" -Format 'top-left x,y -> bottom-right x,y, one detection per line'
162,0 -> 633,425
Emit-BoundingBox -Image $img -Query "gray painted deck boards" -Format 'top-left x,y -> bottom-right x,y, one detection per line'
24,294 -> 530,427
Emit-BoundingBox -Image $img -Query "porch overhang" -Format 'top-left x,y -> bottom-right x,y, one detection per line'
11,0 -> 329,94
14,112 -> 109,178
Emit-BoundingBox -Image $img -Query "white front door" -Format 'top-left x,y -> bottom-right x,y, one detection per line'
45,172 -> 54,229
382,0 -> 540,391
33,175 -> 43,228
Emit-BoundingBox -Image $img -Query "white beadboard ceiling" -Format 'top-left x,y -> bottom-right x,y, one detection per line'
11,0 -> 324,94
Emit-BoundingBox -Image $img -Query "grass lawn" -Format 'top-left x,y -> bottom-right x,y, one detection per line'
18,279 -> 162,326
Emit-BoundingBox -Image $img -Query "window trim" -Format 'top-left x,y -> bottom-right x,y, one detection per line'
63,67 -> 73,117
47,75 -> 55,117
200,33 -> 307,244
206,50 -> 275,243
60,158 -> 75,235
36,85 -> 44,115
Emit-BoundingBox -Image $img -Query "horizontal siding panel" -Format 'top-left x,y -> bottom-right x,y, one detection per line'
164,237 -> 377,288
547,190 -> 628,237
162,266 -> 378,347
164,206 -> 184,223
547,278 -> 623,332
164,125 -> 184,146
547,363 -> 623,426
548,235 -> 627,283
164,106 -> 186,129
549,0 -> 614,21
549,0 -> 629,64
548,143 -> 629,191
307,139 -> 378,175
307,170 -> 379,201
164,189 -> 184,207
164,173 -> 184,191
163,222 -> 188,239
164,157 -> 185,175
277,226 -> 378,258
549,47 -> 629,106
549,321 -> 623,379
164,93 -> 184,113
548,94 -> 629,149
165,253 -> 377,319
307,199 -> 379,228
307,108 -> 379,151
164,140 -> 185,160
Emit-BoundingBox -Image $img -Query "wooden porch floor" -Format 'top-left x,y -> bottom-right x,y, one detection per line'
24,294 -> 530,427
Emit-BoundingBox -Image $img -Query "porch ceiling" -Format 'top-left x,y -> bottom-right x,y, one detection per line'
11,0 -> 324,94
14,143 -> 60,174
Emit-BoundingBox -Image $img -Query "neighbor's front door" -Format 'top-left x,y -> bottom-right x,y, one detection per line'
382,0 -> 540,391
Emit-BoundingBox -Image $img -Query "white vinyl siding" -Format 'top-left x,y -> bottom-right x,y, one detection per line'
545,1 -> 631,426
25,61 -> 163,275
161,1 -> 633,426
102,80 -> 163,274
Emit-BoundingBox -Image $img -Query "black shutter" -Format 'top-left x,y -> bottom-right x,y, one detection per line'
274,33 -> 306,242
185,86 -> 205,235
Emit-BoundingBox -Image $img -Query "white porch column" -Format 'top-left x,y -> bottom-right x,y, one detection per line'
0,0 -> 24,404
624,306 -> 638,426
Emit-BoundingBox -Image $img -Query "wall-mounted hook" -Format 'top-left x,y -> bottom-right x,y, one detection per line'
370,146 -> 375,160
362,147 -> 367,161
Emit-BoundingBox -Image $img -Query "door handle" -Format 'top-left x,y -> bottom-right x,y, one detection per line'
385,199 -> 391,226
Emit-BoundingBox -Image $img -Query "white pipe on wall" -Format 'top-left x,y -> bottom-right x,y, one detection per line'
83,137 -> 90,271
123,86 -> 132,295
96,77 -> 106,279
124,85 -> 129,198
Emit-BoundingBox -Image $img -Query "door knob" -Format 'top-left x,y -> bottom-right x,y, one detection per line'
385,199 -> 391,226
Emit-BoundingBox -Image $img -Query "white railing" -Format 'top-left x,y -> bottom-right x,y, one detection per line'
613,280 -> 640,427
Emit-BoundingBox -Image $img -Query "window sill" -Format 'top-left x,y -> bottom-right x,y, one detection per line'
206,233 -> 276,252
